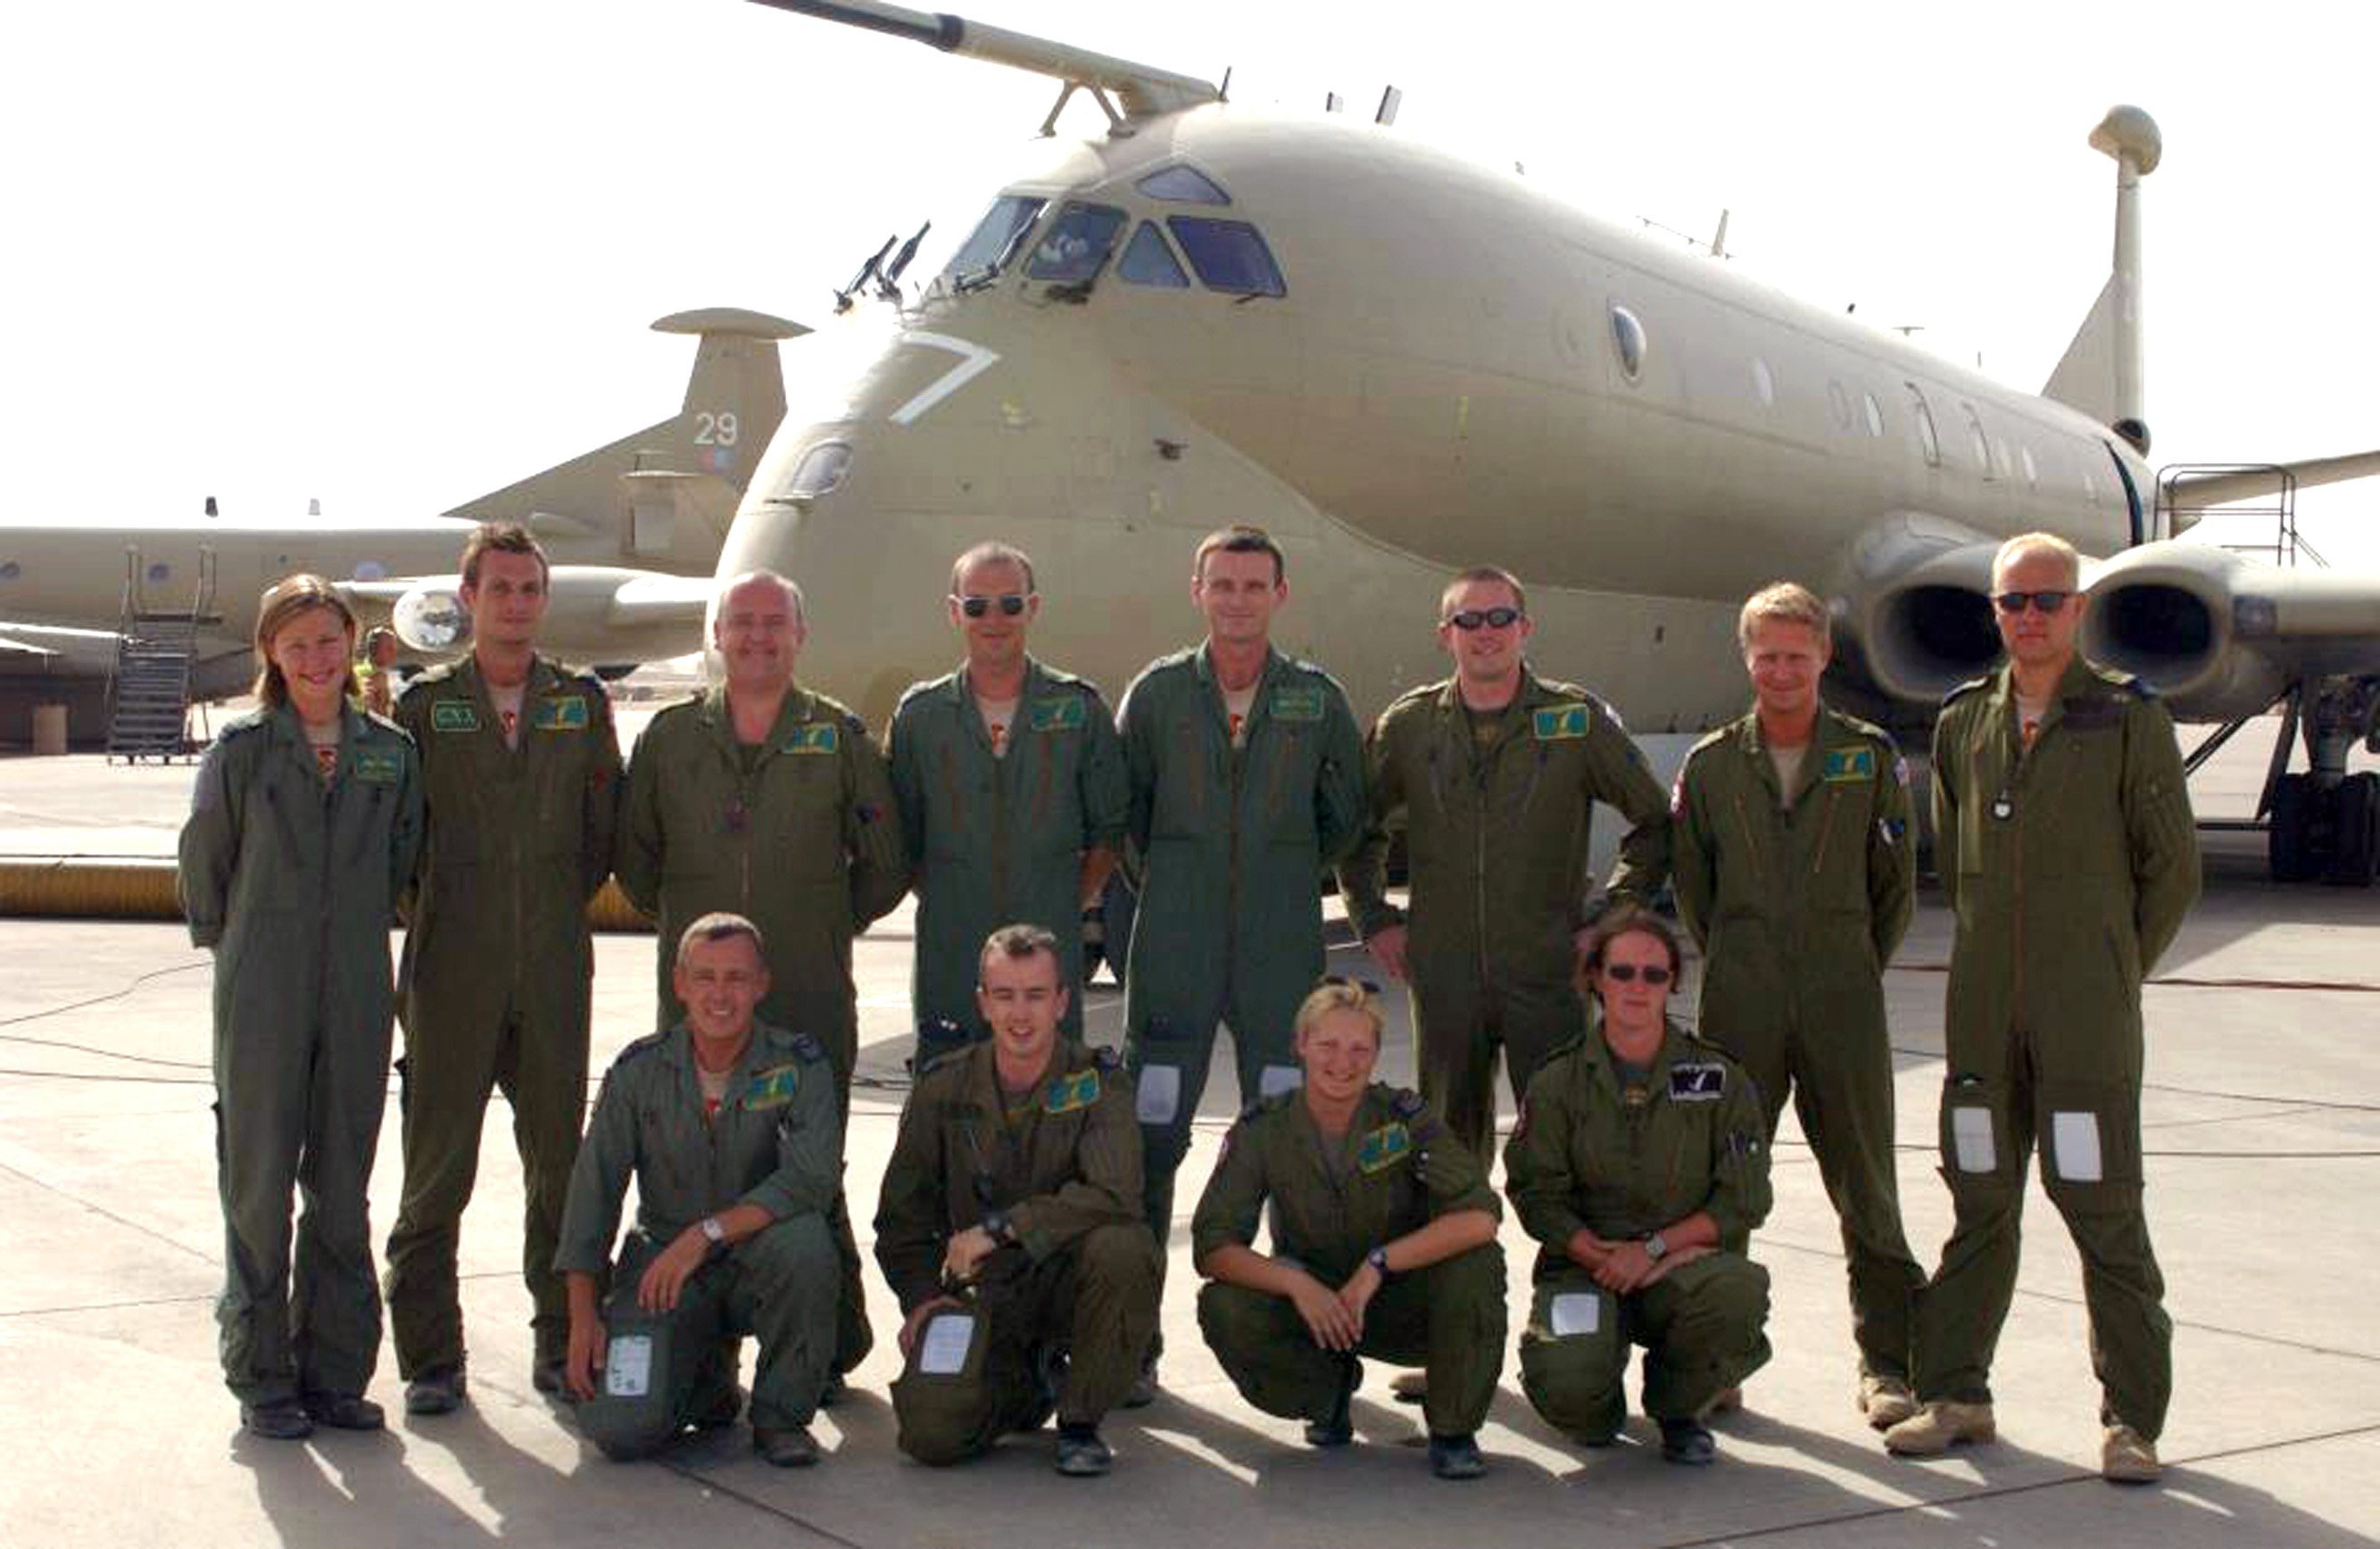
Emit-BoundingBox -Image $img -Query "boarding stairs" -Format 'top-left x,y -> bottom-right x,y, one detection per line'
105,546 -> 218,764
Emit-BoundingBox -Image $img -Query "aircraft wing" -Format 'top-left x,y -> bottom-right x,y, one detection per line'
339,566 -> 714,666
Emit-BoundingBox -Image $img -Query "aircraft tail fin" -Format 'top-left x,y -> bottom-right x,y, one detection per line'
2041,107 -> 2160,449
444,308 -> 807,575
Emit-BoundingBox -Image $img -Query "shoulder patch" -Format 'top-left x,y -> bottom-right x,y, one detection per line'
533,694 -> 591,733
1532,703 -> 1595,741
351,747 -> 405,785
430,700 -> 482,734
1820,746 -> 1877,783
1356,1121 -> 1414,1174
1269,682 -> 1326,723
1043,1068 -> 1101,1114
790,1031 -> 828,1064
1389,1086 -> 1425,1119
1092,1044 -> 1124,1071
1668,1062 -> 1728,1100
784,723 -> 840,755
1028,693 -> 1089,733
742,1064 -> 802,1109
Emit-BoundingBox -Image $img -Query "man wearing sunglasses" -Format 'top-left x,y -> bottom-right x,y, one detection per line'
618,567 -> 911,1396
1116,524 -> 1368,1400
1884,533 -> 2199,1484
1670,581 -> 1922,1431
1340,566 -> 1671,1167
887,543 -> 1129,1064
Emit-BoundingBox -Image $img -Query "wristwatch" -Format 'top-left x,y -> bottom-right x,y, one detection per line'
982,1208 -> 1015,1246
699,1214 -> 727,1248
1365,1246 -> 1391,1277
1642,1230 -> 1668,1262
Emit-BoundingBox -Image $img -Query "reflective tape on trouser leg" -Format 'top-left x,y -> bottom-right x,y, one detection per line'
1517,1278 -> 1626,1444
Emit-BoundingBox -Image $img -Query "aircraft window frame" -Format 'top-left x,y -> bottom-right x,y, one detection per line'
1609,304 -> 1647,382
1024,202 -> 1130,286
1117,220 -> 1192,288
943,194 -> 1049,286
1905,384 -> 1941,468
1962,404 -> 1994,478
1166,216 -> 1288,298
1136,164 -> 1231,205
2021,444 -> 2040,487
788,442 -> 853,499
1827,379 -> 1853,431
1863,390 -> 1886,437
1751,356 -> 1776,409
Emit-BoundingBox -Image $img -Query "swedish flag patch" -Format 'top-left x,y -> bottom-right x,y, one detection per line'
352,749 -> 403,784
742,1064 -> 800,1109
1356,1122 -> 1413,1174
1043,1069 -> 1100,1114
1027,695 -> 1086,733
1270,683 -> 1325,722
430,700 -> 480,733
1822,747 -> 1876,783
534,695 -> 590,732
784,724 -> 840,755
1533,704 -> 1592,741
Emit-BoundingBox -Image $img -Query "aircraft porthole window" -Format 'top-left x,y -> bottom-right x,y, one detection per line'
1962,406 -> 1991,476
1863,391 -> 1885,437
1025,203 -> 1130,285
147,562 -> 170,584
2022,445 -> 2040,486
1751,357 -> 1776,409
0,561 -> 18,581
1136,165 -> 1231,205
1118,221 -> 1191,288
1166,217 -> 1287,297
1827,379 -> 1853,430
1905,385 -> 1941,468
1609,305 -> 1646,382
788,442 -> 853,499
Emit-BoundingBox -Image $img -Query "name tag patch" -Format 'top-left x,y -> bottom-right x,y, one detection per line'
1043,1069 -> 1100,1114
1533,705 -> 1592,741
784,725 -> 840,755
1270,684 -> 1325,723
430,700 -> 480,733
1669,1063 -> 1727,1100
1822,747 -> 1876,783
534,694 -> 590,732
1357,1122 -> 1413,1173
351,749 -> 403,785
742,1064 -> 800,1109
1027,695 -> 1086,733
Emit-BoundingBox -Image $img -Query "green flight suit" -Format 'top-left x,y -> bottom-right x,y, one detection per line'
1915,655 -> 2200,1439
554,1019 -> 842,1454
1340,672 -> 1671,1164
1671,703 -> 1920,1382
618,683 -> 909,1375
1118,644 -> 1366,1252
178,703 -> 423,1405
384,655 -> 622,1379
1504,1021 -> 1773,1441
874,1040 -> 1159,1463
1192,1084 -> 1506,1438
887,657 -> 1128,1056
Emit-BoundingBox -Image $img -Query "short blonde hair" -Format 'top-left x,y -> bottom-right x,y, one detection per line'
1736,581 -> 1829,650
1439,565 -> 1528,621
1293,979 -> 1384,1048
1993,532 -> 2081,589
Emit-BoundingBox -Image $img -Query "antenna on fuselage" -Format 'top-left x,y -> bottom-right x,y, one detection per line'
1375,85 -> 1402,126
1325,91 -> 1343,112
1710,209 -> 1730,260
879,221 -> 932,300
835,235 -> 897,314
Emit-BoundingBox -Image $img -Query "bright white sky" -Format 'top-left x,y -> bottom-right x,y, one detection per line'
10,0 -> 2376,563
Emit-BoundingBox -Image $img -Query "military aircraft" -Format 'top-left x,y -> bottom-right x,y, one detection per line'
647,0 -> 2378,885
0,308 -> 794,736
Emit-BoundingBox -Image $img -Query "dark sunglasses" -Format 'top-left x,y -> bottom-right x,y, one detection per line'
1601,964 -> 1673,985
1319,973 -> 1383,996
1444,607 -> 1524,631
956,593 -> 1030,618
1993,590 -> 2072,615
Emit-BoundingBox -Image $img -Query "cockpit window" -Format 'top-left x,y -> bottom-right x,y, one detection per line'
1137,165 -> 1231,204
1117,221 -> 1191,288
943,195 -> 1046,285
1025,203 -> 1129,284
1166,217 -> 1287,297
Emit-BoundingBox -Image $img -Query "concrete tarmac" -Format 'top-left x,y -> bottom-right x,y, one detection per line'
1,718 -> 2376,1548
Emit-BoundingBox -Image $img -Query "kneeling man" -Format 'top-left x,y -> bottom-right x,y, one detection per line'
557,914 -> 841,1467
875,924 -> 1159,1475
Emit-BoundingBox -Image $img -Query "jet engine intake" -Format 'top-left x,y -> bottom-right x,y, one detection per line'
2080,544 -> 2285,719
393,584 -> 471,652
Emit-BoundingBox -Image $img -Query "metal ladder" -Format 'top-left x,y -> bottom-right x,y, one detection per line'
2154,462 -> 2326,568
105,546 -> 219,764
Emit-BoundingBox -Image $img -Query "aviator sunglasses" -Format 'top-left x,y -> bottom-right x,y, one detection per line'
1600,964 -> 1673,985
1444,606 -> 1524,631
1993,590 -> 2073,615
955,592 -> 1032,618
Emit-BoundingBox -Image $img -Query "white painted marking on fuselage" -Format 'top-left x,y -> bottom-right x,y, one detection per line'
888,332 -> 1001,427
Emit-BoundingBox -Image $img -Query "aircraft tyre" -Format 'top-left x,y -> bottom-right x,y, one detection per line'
2268,774 -> 2318,884
2325,773 -> 2378,887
